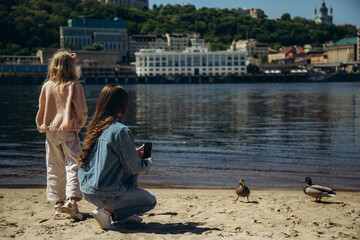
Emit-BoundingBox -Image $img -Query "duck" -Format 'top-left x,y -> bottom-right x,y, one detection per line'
233,179 -> 250,203
302,177 -> 336,202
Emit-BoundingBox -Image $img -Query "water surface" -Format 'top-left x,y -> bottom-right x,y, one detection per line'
0,83 -> 359,190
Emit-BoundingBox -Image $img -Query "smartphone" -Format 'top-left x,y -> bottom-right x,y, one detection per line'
142,142 -> 152,159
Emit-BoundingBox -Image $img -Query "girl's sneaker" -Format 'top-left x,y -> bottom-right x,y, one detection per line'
91,208 -> 112,230
62,200 -> 83,221
54,201 -> 64,215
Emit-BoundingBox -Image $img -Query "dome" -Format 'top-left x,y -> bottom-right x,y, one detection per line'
320,1 -> 328,14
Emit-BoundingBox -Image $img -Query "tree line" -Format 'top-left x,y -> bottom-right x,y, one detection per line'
0,0 -> 356,55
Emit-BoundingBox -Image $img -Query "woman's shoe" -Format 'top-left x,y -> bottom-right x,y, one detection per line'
62,200 -> 83,221
119,214 -> 143,223
91,208 -> 112,230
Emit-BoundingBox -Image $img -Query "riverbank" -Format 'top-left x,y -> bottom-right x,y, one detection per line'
1,72 -> 359,84
1,188 -> 359,239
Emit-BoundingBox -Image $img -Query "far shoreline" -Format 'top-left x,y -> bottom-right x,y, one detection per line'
0,184 -> 359,192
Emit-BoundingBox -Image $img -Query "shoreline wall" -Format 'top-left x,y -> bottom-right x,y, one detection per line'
1,73 -> 359,85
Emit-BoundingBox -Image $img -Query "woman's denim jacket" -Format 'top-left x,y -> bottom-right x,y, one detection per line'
78,122 -> 152,196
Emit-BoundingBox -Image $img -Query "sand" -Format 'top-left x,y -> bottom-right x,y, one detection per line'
0,188 -> 359,239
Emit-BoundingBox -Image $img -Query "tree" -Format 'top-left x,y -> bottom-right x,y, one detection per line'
63,41 -> 78,50
281,13 -> 291,21
260,54 -> 268,64
0,0 -> 356,55
82,44 -> 103,51
352,65 -> 358,73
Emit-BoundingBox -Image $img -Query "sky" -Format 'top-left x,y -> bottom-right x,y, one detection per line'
149,0 -> 360,27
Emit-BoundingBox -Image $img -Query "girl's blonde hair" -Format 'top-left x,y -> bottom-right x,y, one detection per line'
77,84 -> 128,166
46,49 -> 78,93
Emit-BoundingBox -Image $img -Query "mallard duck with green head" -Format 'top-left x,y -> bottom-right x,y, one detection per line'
302,177 -> 336,202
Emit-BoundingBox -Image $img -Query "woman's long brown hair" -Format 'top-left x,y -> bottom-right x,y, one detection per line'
77,84 -> 128,166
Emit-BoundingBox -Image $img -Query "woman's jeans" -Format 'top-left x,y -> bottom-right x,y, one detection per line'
83,175 -> 156,221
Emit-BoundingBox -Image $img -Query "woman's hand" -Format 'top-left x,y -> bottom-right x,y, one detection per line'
136,145 -> 154,162
136,144 -> 144,159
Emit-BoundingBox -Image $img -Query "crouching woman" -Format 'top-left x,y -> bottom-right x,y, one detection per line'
77,84 -> 156,230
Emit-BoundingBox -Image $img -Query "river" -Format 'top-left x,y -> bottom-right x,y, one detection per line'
0,83 -> 359,190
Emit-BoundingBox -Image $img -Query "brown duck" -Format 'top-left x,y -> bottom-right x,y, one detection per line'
234,179 -> 250,202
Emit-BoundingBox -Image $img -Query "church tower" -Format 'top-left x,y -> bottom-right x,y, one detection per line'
314,0 -> 333,24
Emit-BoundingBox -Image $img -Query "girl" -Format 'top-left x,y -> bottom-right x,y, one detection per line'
77,84 -> 156,230
36,49 -> 88,220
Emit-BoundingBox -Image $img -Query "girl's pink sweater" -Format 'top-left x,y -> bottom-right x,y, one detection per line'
36,80 -> 88,133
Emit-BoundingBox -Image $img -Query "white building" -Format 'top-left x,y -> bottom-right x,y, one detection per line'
183,3 -> 195,8
97,0 -> 148,9
248,8 -> 265,18
135,38 -> 247,77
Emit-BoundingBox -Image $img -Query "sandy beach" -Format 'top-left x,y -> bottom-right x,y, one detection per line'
0,187 -> 359,239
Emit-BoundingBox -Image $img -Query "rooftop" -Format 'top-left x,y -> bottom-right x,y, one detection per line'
329,37 -> 357,47
67,18 -> 126,29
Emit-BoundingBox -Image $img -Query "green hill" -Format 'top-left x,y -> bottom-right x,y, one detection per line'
0,0 -> 356,55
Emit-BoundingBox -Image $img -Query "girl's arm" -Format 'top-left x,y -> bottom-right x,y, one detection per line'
35,86 -> 46,131
72,83 -> 88,128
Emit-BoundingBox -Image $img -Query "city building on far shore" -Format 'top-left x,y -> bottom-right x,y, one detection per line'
229,7 -> 265,18
183,3 -> 195,8
357,29 -> 360,62
37,48 -> 133,80
97,0 -> 148,9
0,55 -> 41,65
308,54 -> 328,65
268,46 -> 305,64
0,55 -> 47,73
128,34 -> 167,62
165,33 -> 191,51
248,8 -> 265,18
314,0 -> 333,24
128,33 -> 207,62
60,18 -> 128,62
327,37 -> 357,63
229,8 -> 249,16
231,39 -> 269,57
165,33 -> 208,51
135,37 -> 247,77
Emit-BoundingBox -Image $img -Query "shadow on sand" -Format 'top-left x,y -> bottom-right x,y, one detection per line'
82,211 -> 220,234
316,201 -> 344,205
80,212 -> 94,221
111,221 -> 221,234
236,200 -> 259,204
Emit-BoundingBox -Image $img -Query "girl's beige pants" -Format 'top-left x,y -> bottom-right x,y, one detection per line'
45,132 -> 82,202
